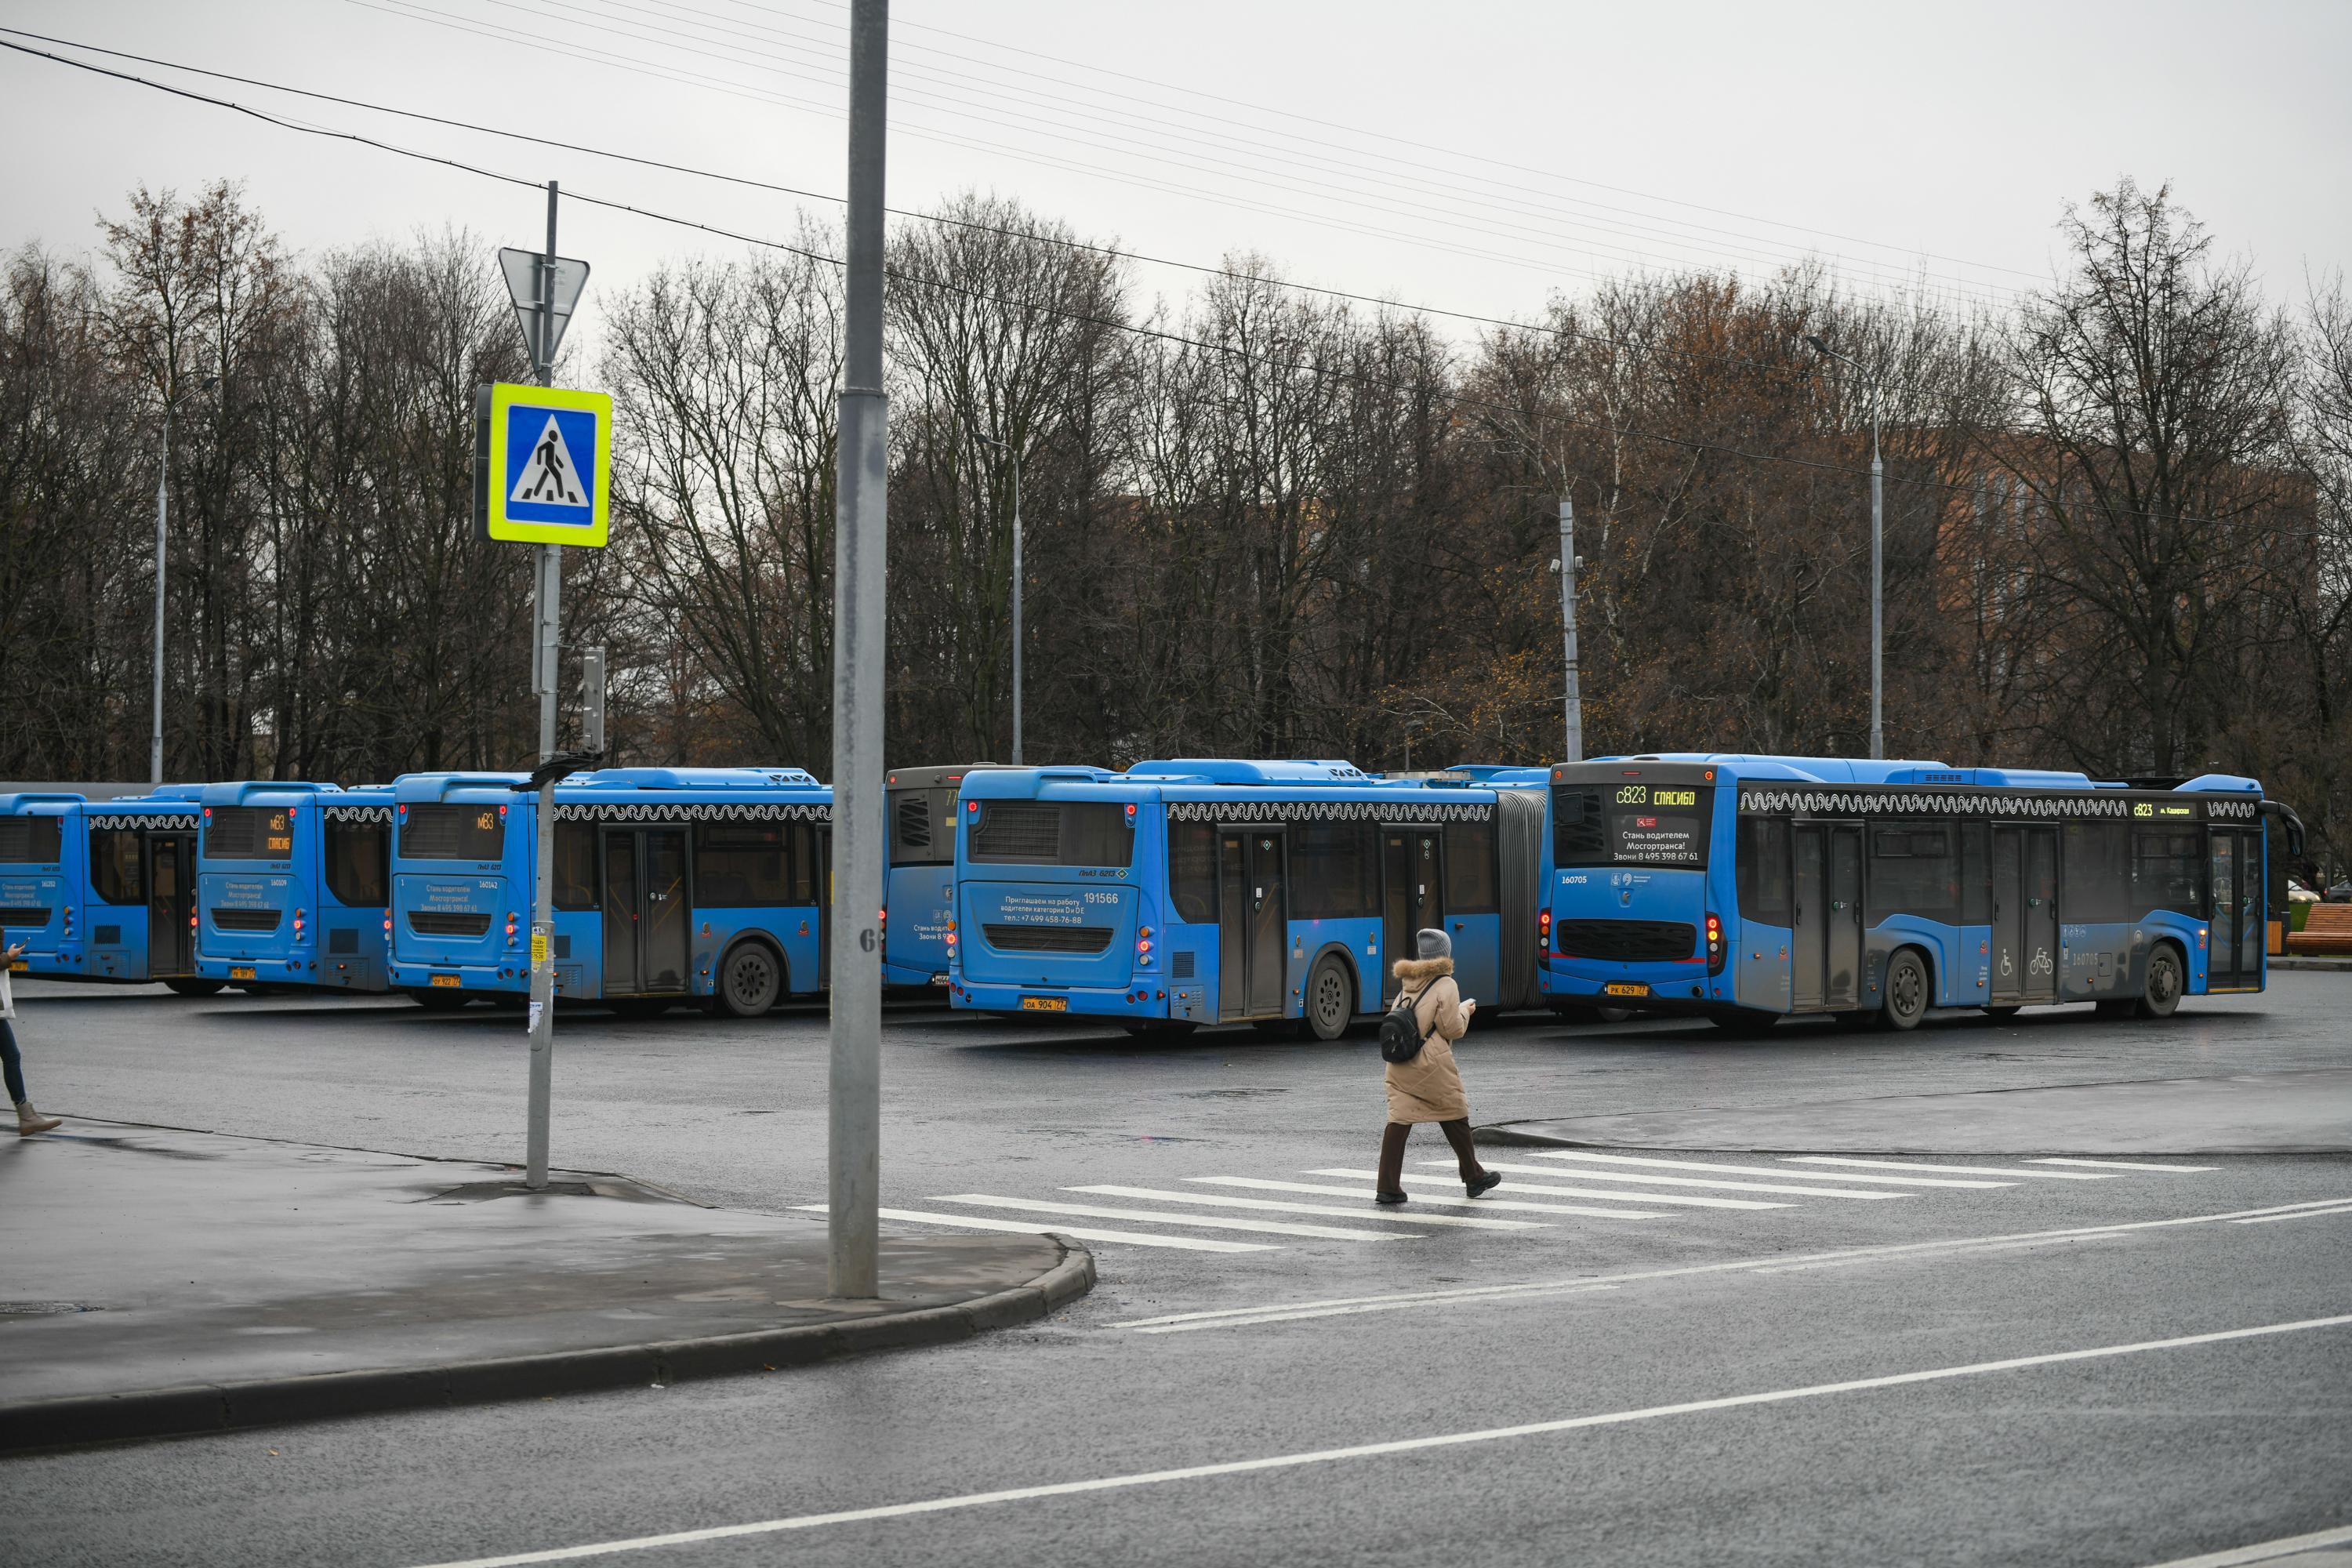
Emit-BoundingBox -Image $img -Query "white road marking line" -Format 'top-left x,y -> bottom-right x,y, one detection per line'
1194,1176 -> 1667,1220
1070,1185 -> 1545,1231
1306,1167 -> 1784,1211
931,1193 -> 1414,1241
2139,1523 -> 2352,1566
1108,1196 -> 2352,1331
784,1206 -> 1272,1254
2029,1157 -> 2220,1172
401,1313 -> 2352,1568
1784,1156 -> 2115,1180
1524,1150 -> 2013,1189
1432,1160 -> 1906,1200
2228,1203 -> 2352,1225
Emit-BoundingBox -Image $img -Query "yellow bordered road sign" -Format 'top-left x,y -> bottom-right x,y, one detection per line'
476,382 -> 612,546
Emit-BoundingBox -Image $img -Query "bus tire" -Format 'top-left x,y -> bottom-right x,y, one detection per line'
164,978 -> 225,997
1880,949 -> 1931,1032
2136,944 -> 2185,1019
716,940 -> 785,1018
1304,954 -> 1355,1042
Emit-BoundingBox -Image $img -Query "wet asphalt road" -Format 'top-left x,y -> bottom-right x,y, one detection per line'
5,974 -> 2349,1567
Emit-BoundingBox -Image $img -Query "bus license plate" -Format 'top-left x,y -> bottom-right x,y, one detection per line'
230,966 -> 256,981
1603,982 -> 1650,998
1019,996 -> 1067,1012
430,975 -> 463,989
6,960 -> 25,972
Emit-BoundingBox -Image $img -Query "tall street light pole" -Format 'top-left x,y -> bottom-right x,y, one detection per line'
1554,498 -> 1582,764
150,372 -> 214,786
971,429 -> 1023,764
829,0 -> 890,1299
524,180 -> 562,1192
1806,336 -> 1884,760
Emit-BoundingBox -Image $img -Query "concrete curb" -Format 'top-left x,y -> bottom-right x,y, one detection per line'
0,1237 -> 1094,1454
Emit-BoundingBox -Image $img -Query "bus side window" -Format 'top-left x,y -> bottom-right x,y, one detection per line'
325,821 -> 390,907
1736,818 -> 1791,925
553,824 -> 597,911
1167,822 -> 1218,924
1443,820 -> 1497,913
1959,822 -> 1991,923
2061,822 -> 2129,922
91,829 -> 144,904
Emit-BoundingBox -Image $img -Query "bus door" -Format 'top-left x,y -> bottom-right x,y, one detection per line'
145,832 -> 196,977
601,827 -> 691,996
1381,829 -> 1443,1004
2208,828 -> 2262,989
1790,823 -> 1863,1011
1218,829 -> 1287,1019
1991,826 -> 2059,1004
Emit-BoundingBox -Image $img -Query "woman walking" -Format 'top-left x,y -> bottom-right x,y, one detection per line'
3,942 -> 62,1135
1377,928 -> 1497,1205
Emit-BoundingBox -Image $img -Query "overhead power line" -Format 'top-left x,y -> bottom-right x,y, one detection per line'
0,23 -> 1945,383
0,31 -> 2242,530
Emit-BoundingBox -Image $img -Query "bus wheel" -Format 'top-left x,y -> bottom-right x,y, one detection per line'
1881,949 -> 1930,1032
2136,946 -> 2184,1019
1304,956 -> 1354,1042
716,942 -> 784,1018
164,978 -> 225,998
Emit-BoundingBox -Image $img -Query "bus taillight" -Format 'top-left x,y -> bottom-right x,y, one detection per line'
1704,913 -> 1726,975
1537,908 -> 1552,953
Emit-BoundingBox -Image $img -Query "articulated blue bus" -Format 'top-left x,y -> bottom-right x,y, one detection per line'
194,782 -> 396,993
1541,754 -> 2301,1031
948,760 -> 1547,1036
0,787 -> 218,992
387,767 -> 831,1016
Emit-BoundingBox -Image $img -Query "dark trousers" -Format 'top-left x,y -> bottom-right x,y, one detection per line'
2,1018 -> 24,1105
1378,1118 -> 1483,1193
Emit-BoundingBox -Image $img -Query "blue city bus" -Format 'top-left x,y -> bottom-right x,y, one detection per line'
948,760 -> 1547,1037
194,782 -> 397,993
387,767 -> 831,1016
1540,754 -> 2302,1031
0,787 -> 218,992
883,764 -> 994,989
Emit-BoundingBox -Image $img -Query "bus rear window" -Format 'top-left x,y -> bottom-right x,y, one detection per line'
325,820 -> 390,907
0,815 -> 62,864
889,788 -> 956,868
969,800 -> 1134,867
1554,785 -> 1711,869
400,804 -> 506,861
206,807 -> 295,861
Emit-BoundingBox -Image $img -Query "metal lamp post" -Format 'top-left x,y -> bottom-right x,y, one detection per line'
971,428 -> 1023,764
1806,335 -> 1883,760
150,373 -> 216,786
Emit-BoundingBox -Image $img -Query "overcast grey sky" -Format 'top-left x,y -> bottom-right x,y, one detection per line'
4,0 -> 2347,348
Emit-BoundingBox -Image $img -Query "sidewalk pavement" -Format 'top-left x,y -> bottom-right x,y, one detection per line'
0,1120 -> 1091,1452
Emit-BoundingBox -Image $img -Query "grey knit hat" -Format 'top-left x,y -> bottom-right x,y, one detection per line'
1415,927 -> 1451,960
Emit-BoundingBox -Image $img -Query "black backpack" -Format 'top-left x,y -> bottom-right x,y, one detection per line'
1378,989 -> 1426,1064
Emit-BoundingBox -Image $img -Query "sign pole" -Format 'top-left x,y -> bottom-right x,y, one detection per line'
829,0 -> 889,1298
524,179 -> 561,1192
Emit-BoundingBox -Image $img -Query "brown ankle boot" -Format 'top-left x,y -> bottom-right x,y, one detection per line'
15,1102 -> 60,1134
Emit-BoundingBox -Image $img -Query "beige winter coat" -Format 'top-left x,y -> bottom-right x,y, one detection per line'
1383,956 -> 1471,1123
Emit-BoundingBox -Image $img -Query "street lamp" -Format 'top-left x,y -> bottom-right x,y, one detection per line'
970,427 -> 1024,764
1806,335 -> 1884,760
151,372 -> 216,786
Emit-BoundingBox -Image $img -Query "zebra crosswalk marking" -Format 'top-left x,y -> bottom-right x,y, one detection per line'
1196,1176 -> 1668,1219
1072,1185 -> 1546,1231
1524,1151 -> 2013,1189
932,1193 -> 1415,1241
1783,1156 -> 2116,1181
1317,1168 -> 1786,1210
1450,1160 -> 1907,1200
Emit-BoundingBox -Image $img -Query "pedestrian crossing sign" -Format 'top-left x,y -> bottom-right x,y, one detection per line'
477,382 -> 611,546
